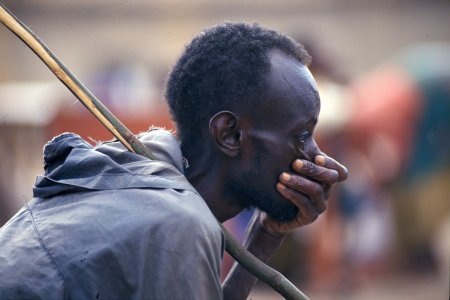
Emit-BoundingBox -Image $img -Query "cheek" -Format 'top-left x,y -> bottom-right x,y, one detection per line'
288,140 -> 308,165
252,144 -> 289,181
266,143 -> 299,176
249,135 -> 299,181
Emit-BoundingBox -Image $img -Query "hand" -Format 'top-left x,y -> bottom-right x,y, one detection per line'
261,155 -> 348,236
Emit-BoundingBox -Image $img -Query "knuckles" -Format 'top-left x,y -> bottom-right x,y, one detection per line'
315,200 -> 327,214
310,184 -> 324,202
306,211 -> 319,224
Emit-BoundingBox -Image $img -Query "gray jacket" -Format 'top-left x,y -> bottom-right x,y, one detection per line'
0,130 -> 224,299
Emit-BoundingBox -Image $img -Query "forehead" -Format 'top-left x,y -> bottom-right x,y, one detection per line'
255,50 -> 320,130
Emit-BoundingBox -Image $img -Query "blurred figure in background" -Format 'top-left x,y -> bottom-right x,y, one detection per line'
392,43 -> 450,280
344,43 -> 450,293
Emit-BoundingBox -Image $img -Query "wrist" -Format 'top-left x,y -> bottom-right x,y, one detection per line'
258,217 -> 287,240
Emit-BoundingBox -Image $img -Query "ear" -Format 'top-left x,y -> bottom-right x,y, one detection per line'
209,111 -> 242,157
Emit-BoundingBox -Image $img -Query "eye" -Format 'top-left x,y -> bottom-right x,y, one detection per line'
297,131 -> 311,149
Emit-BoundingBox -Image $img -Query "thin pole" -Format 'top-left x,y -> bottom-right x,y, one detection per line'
0,3 -> 309,299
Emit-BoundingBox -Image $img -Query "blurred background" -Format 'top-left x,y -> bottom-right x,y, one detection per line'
0,0 -> 449,299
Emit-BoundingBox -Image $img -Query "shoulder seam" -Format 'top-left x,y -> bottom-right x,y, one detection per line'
26,203 -> 65,281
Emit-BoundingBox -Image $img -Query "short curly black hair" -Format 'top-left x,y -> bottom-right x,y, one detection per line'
165,22 -> 311,142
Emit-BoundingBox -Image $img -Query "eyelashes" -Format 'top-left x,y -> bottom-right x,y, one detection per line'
298,131 -> 311,142
297,131 -> 312,149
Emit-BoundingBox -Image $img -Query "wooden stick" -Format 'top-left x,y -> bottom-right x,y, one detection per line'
0,3 -> 309,300
222,222 -> 309,300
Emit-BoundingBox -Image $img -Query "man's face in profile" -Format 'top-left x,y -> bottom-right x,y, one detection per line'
229,50 -> 322,221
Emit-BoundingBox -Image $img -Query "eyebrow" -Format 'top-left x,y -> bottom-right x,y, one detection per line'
305,118 -> 318,132
307,105 -> 320,127
291,115 -> 317,134
308,115 -> 318,126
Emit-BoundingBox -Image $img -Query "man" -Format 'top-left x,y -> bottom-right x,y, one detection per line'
0,22 -> 347,299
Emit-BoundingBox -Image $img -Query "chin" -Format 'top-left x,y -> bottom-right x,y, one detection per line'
228,172 -> 298,222
242,191 -> 298,222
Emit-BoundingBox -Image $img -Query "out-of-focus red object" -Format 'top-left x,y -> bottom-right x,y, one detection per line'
349,65 -> 422,159
48,102 -> 174,143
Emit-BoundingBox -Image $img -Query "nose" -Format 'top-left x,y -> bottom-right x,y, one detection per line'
304,138 -> 322,161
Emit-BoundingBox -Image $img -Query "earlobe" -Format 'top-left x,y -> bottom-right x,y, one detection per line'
209,111 -> 242,157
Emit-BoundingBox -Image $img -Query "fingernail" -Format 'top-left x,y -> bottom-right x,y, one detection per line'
281,172 -> 291,182
294,159 -> 303,169
277,182 -> 286,190
315,155 -> 326,166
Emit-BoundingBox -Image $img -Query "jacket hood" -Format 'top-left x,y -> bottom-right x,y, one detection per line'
33,130 -> 194,198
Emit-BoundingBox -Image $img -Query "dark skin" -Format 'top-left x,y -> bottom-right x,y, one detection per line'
182,49 -> 348,299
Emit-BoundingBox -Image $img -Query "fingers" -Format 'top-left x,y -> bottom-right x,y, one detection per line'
314,155 -> 348,182
272,155 -> 348,229
278,175 -> 327,214
276,183 -> 323,225
292,159 -> 339,185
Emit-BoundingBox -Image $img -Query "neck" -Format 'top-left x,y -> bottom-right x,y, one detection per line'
181,141 -> 243,223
